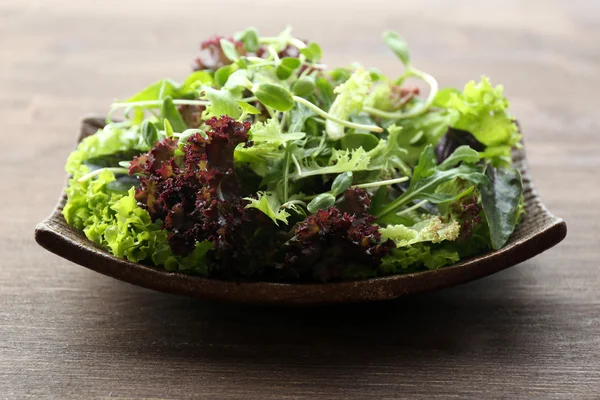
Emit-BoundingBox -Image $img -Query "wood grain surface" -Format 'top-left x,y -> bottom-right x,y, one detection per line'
1,0 -> 599,398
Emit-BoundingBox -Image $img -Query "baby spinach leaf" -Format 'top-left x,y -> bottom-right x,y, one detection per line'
480,166 -> 523,250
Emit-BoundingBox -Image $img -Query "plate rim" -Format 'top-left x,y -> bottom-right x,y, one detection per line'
34,116 -> 567,305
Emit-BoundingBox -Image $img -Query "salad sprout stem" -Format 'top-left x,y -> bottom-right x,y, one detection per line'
267,46 -> 280,62
111,97 -> 258,110
291,153 -> 303,176
363,67 -> 438,120
77,168 -> 130,183
353,176 -> 409,189
283,144 -> 291,202
292,96 -> 383,133
396,199 -> 428,216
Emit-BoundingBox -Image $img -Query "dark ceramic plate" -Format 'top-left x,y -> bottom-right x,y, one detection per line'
35,117 -> 567,305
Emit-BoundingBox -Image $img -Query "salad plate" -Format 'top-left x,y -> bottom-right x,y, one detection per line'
35,28 -> 566,304
35,117 -> 565,304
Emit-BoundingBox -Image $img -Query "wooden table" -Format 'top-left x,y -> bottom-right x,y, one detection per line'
2,0 -> 599,398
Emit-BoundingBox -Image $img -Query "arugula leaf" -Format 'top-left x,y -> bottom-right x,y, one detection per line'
365,125 -> 411,177
375,145 -> 487,220
244,192 -> 290,225
480,166 -> 523,249
288,103 -> 316,133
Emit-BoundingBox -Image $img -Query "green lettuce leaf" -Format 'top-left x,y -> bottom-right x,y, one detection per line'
249,119 -> 305,145
292,147 -> 371,179
435,76 -> 521,166
380,243 -> 460,273
380,216 -> 461,247
244,191 -> 290,225
63,162 -> 211,273
326,69 -> 372,140
66,124 -> 149,175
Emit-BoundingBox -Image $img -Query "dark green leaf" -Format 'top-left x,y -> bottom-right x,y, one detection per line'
288,103 -> 315,133
340,133 -> 380,152
106,176 -> 140,194
82,150 -> 144,171
375,146 -> 487,220
410,145 -> 437,186
480,166 -> 523,250
382,31 -> 410,66
438,145 -> 481,170
161,96 -> 187,133
315,77 -> 334,108
253,82 -> 294,112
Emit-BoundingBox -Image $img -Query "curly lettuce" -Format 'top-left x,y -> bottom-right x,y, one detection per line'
435,76 -> 521,166
62,127 -> 211,274
326,69 -> 372,140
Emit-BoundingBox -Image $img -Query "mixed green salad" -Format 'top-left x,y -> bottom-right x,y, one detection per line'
63,27 -> 524,282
